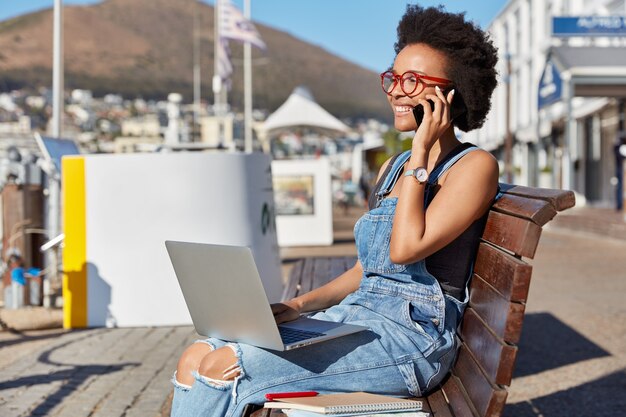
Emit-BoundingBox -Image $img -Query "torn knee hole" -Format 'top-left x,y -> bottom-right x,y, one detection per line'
197,345 -> 243,381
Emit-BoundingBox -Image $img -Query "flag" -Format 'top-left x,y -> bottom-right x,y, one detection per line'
217,38 -> 233,81
218,0 -> 267,50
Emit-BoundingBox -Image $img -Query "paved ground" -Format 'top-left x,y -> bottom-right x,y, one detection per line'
1,205 -> 625,417
503,229 -> 626,417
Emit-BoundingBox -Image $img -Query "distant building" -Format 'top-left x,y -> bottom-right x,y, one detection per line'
25,96 -> 46,109
0,116 -> 32,135
464,0 -> 626,207
0,94 -> 17,113
71,89 -> 93,106
114,136 -> 163,153
121,114 -> 161,137
200,115 -> 234,148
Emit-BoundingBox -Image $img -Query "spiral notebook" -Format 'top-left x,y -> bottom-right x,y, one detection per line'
264,392 -> 423,415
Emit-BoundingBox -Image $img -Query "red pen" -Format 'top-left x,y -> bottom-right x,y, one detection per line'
265,391 -> 319,401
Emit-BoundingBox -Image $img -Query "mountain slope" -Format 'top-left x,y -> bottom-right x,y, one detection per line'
0,0 -> 390,120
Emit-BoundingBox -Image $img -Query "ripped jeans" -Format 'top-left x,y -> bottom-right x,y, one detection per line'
170,284 -> 460,417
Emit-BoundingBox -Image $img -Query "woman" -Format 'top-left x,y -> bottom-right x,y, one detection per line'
171,5 -> 499,417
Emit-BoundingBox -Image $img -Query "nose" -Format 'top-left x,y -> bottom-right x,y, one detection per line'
389,80 -> 405,98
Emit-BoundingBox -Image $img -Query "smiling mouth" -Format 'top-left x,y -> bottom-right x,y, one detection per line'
395,106 -> 412,115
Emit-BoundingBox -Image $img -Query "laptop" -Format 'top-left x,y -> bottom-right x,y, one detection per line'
165,241 -> 368,351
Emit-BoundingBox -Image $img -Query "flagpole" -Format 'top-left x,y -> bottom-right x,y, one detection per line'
47,0 -> 63,309
193,1 -> 201,141
243,0 -> 253,153
213,0 -> 223,147
53,0 -> 63,138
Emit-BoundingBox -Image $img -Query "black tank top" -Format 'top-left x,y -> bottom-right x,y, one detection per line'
368,143 -> 488,300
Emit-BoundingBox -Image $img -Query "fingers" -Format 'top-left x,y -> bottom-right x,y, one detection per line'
270,303 -> 286,314
447,88 -> 455,103
274,310 -> 297,324
416,98 -> 433,119
425,85 -> 451,124
274,312 -> 288,324
271,301 -> 300,324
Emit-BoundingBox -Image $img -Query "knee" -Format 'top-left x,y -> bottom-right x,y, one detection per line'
176,342 -> 214,384
198,346 -> 241,381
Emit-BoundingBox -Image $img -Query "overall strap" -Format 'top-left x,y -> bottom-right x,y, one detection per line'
375,150 -> 412,201
427,143 -> 479,185
372,143 -> 482,208
423,143 -> 479,209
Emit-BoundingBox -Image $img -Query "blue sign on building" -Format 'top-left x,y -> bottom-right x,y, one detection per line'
538,56 -> 562,109
553,16 -> 626,36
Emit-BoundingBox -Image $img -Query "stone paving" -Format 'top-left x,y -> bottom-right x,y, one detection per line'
0,326 -> 197,417
1,206 -> 625,416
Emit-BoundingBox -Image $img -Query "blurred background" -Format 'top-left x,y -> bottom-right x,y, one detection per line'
0,1 -> 625,416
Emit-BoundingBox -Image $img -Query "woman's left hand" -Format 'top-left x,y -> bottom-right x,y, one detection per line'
412,87 -> 455,152
271,300 -> 302,324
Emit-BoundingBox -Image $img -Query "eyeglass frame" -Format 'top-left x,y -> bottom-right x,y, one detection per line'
380,70 -> 452,96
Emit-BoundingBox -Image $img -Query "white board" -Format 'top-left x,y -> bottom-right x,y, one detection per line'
79,152 -> 281,327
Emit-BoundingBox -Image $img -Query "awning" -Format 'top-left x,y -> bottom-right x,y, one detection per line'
263,86 -> 350,135
550,46 -> 626,97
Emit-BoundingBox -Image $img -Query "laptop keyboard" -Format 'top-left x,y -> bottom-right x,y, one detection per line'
278,326 -> 326,344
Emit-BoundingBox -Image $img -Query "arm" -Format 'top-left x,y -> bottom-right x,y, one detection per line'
272,260 -> 363,324
390,150 -> 498,264
273,161 -> 394,324
389,88 -> 499,264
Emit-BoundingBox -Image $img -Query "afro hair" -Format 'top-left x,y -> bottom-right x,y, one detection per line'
394,5 -> 498,132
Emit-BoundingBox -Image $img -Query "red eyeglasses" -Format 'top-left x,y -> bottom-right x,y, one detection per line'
380,70 -> 452,96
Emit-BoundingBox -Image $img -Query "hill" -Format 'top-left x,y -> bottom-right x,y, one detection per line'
0,0 -> 391,121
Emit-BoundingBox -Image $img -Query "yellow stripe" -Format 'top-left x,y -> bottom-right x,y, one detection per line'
62,157 -> 87,328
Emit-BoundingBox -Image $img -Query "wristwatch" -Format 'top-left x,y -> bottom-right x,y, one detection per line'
404,167 -> 429,184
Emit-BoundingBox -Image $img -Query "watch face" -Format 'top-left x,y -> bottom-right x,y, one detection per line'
416,168 -> 429,182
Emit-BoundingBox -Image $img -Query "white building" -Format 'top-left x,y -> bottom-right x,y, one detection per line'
465,0 -> 626,207
121,114 -> 161,137
0,116 -> 32,135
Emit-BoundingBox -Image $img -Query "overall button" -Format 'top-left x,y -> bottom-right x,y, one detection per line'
432,318 -> 440,326
433,295 -> 441,302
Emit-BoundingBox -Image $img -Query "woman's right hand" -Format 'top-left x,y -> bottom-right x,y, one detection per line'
271,299 -> 302,324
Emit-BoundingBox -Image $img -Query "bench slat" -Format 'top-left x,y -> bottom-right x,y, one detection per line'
426,390 -> 454,417
469,275 -> 526,344
482,211 -> 542,258
330,257 -> 350,281
311,257 -> 332,290
473,243 -> 533,303
300,257 -> 317,294
249,409 -> 272,417
459,308 -> 518,386
283,260 -> 304,300
452,345 -> 508,417
491,193 -> 557,226
441,375 -> 478,417
499,183 -> 576,212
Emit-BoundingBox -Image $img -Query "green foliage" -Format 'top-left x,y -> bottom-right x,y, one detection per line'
383,129 -> 412,155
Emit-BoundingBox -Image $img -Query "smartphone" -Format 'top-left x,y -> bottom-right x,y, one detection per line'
412,92 -> 467,125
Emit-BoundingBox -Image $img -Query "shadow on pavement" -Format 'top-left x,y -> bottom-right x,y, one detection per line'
0,329 -> 139,415
0,328 -> 73,349
504,369 -> 626,417
514,312 -> 611,378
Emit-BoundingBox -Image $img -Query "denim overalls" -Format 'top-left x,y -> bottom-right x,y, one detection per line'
171,147 -> 480,417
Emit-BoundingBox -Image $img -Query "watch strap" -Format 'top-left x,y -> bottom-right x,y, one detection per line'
404,167 -> 428,183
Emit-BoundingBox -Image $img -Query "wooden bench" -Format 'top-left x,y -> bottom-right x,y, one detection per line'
248,184 -> 575,417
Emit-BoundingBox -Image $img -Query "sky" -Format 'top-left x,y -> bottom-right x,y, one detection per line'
0,1 -> 509,72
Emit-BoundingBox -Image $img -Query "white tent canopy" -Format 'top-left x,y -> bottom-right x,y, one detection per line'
263,86 -> 349,134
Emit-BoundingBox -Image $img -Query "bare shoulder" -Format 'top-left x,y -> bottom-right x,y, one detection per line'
450,148 -> 499,180
441,148 -> 499,205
